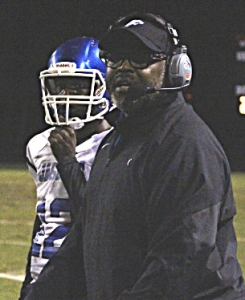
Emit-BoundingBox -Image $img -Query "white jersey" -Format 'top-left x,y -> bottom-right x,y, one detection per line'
26,127 -> 110,281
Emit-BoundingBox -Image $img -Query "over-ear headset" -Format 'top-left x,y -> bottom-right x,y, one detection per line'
107,12 -> 192,90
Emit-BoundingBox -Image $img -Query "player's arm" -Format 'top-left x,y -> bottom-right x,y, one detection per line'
22,219 -> 87,300
48,126 -> 86,219
19,214 -> 41,299
19,155 -> 40,299
56,157 -> 86,219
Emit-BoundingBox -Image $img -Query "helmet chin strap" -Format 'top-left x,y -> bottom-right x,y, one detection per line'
69,117 -> 85,130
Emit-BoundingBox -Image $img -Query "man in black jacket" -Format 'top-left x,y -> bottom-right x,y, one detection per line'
25,12 -> 245,300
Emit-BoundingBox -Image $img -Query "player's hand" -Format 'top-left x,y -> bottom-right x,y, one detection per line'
48,126 -> 77,162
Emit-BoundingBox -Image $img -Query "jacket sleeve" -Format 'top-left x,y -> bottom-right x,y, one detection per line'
56,157 -> 86,220
117,137 -> 242,299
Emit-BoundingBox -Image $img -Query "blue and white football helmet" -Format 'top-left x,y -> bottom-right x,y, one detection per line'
40,36 -> 111,126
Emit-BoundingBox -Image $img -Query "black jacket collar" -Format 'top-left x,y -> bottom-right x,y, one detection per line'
115,92 -> 184,137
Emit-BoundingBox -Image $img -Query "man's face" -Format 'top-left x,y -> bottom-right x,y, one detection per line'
105,47 -> 166,115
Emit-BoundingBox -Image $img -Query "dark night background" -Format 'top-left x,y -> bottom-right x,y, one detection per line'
1,0 -> 245,170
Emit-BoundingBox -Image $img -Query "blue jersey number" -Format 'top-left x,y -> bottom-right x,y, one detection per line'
32,198 -> 72,259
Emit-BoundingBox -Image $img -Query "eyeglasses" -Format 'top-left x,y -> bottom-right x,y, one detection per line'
101,52 -> 167,69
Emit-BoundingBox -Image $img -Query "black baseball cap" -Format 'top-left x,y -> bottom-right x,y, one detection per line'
99,17 -> 170,53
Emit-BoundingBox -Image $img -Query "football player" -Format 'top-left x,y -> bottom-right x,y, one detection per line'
19,36 -> 113,299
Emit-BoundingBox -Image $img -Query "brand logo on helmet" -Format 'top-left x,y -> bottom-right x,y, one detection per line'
49,62 -> 77,74
95,85 -> 104,96
50,62 -> 77,68
125,20 -> 144,27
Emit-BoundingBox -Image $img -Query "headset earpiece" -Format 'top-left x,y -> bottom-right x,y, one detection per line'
164,22 -> 192,88
168,46 -> 192,88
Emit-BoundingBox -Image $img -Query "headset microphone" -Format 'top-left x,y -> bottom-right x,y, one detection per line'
146,83 -> 190,94
126,81 -> 190,99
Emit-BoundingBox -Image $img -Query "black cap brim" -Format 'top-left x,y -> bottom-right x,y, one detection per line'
99,21 -> 168,53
